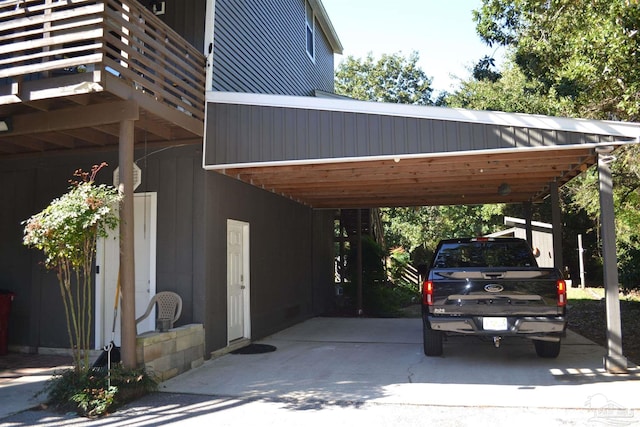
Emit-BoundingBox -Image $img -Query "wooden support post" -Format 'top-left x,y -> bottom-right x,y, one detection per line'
119,119 -> 136,369
339,210 -> 345,288
356,209 -> 363,316
549,181 -> 563,271
523,201 -> 533,249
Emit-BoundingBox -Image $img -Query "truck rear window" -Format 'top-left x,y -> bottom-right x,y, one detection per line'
433,241 -> 538,268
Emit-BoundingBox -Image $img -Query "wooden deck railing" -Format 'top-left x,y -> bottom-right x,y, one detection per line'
0,0 -> 205,121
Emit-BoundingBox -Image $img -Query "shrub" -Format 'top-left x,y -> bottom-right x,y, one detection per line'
41,365 -> 158,418
343,237 -> 419,316
23,164 -> 121,373
344,235 -> 387,285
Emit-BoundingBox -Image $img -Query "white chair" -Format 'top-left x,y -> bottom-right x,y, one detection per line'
136,291 -> 182,331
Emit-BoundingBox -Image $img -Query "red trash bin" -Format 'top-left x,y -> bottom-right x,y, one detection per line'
0,290 -> 15,356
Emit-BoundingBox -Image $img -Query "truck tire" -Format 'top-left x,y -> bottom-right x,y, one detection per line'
534,339 -> 561,358
423,323 -> 443,356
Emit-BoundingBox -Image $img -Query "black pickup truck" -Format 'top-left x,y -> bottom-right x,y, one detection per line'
421,237 -> 567,358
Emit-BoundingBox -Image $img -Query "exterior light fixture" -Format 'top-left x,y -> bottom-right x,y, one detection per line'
498,183 -> 511,196
152,1 -> 165,15
0,118 -> 12,132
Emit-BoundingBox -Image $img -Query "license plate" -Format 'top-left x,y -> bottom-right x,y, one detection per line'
483,317 -> 508,331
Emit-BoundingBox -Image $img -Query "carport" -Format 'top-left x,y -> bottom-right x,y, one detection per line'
204,91 -> 640,373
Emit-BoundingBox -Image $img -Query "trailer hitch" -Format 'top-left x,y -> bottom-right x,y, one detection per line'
493,336 -> 502,348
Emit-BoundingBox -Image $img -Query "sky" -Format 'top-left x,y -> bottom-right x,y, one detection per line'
320,0 -> 502,95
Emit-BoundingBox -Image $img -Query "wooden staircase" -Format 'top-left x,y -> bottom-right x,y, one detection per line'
334,208 -> 385,288
336,208 -> 384,246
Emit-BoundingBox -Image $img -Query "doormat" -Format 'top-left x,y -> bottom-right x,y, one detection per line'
230,344 -> 277,355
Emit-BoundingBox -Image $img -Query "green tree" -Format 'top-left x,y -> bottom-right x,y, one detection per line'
382,205 -> 507,265
335,51 -> 511,262
335,51 -> 434,105
471,0 -> 640,289
23,164 -> 121,373
473,0 -> 640,121
447,62 -> 573,116
472,55 -> 502,83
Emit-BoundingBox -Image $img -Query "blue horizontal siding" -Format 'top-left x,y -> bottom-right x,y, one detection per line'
212,0 -> 335,96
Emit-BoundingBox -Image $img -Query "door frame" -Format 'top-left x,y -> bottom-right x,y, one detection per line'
95,192 -> 157,349
227,219 -> 251,344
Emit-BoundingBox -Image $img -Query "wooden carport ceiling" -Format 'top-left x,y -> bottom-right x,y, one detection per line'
205,93 -> 640,209
223,147 -> 596,208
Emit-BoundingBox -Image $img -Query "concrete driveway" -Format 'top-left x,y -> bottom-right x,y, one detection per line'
161,317 -> 640,411
2,317 -> 640,426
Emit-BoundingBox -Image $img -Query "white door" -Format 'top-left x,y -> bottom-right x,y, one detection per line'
227,220 -> 250,343
95,192 -> 157,348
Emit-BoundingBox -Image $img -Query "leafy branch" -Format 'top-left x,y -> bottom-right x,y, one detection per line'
23,163 -> 121,373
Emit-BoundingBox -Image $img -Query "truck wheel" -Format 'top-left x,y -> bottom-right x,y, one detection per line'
423,323 -> 443,356
534,340 -> 561,358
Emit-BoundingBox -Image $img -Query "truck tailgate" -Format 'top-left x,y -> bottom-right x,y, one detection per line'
429,268 -> 564,316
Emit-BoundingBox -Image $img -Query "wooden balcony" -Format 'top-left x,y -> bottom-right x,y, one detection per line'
0,0 -> 206,158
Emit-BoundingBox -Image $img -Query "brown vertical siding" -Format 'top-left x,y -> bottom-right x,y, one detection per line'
0,145 -> 333,355
205,102 -> 622,167
153,0 -> 207,51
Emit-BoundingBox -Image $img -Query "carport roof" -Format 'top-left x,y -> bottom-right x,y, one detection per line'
204,92 -> 640,208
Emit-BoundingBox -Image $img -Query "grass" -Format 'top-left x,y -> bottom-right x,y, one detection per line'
567,286 -> 640,365
567,287 -> 605,300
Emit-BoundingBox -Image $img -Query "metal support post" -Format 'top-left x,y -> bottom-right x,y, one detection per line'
578,234 -> 586,289
596,146 -> 628,373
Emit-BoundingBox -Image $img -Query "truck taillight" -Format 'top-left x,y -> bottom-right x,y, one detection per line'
423,280 -> 433,306
557,279 -> 567,307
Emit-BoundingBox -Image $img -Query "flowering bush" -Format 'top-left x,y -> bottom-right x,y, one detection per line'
23,163 -> 121,373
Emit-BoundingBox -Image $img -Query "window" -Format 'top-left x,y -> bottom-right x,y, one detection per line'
305,0 -> 315,60
434,241 -> 537,268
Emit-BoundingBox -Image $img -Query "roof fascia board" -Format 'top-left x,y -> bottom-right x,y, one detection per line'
203,141 -> 619,171
504,216 -> 552,229
486,228 -> 517,237
206,91 -> 640,140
